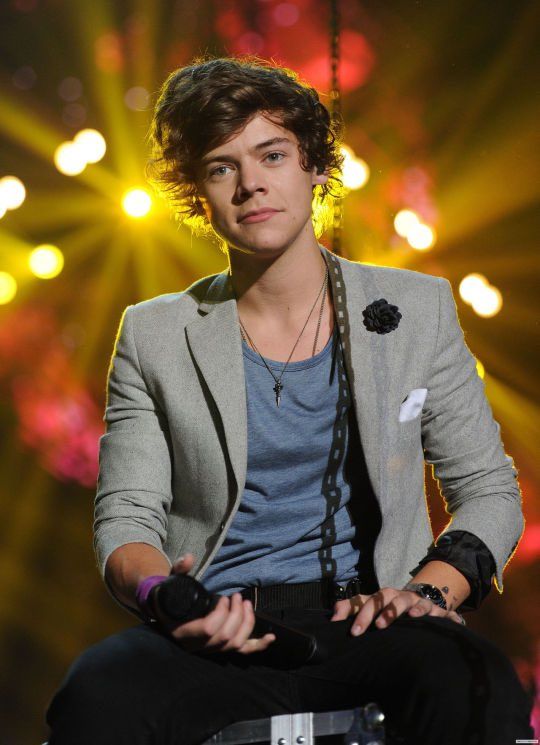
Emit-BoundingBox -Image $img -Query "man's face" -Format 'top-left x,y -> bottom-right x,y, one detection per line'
195,112 -> 328,258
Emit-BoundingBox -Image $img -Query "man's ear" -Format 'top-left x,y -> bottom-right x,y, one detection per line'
311,165 -> 329,187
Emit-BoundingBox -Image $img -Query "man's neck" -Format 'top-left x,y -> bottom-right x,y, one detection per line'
228,240 -> 328,327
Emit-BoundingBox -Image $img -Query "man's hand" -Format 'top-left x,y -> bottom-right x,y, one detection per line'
330,587 -> 465,635
154,553 -> 276,655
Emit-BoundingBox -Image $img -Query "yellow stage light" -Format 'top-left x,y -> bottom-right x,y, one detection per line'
459,273 -> 489,305
471,285 -> 502,318
0,271 -> 17,303
340,146 -> 370,190
122,188 -> 152,218
0,176 -> 26,210
476,359 -> 485,379
342,157 -> 369,190
407,223 -> 436,250
0,203 -> 6,219
73,128 -> 107,163
54,141 -> 87,176
29,244 -> 65,279
394,209 -> 420,238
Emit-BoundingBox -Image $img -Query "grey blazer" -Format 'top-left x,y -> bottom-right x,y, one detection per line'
95,245 -> 524,598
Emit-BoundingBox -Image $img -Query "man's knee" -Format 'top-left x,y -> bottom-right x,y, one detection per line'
398,616 -> 528,706
47,644 -> 126,731
46,626 -> 178,738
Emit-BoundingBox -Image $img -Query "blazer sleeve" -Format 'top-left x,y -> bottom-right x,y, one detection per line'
419,277 -> 524,597
94,305 -> 174,582
409,530 -> 496,612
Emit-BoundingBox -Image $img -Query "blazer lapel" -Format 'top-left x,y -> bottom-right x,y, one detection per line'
185,272 -> 248,502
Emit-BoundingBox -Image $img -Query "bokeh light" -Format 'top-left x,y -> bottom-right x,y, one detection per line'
0,271 -> 17,304
122,188 -> 152,218
273,3 -> 300,27
340,146 -> 370,190
28,245 -> 65,279
459,273 -> 490,304
54,141 -> 87,175
471,284 -> 503,318
11,64 -> 37,89
407,222 -> 436,250
0,176 -> 26,210
57,76 -> 83,102
124,86 -> 150,111
95,31 -> 124,73
73,128 -> 107,164
394,209 -> 420,238
459,274 -> 503,318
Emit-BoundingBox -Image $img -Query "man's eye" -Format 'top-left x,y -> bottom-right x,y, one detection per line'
209,152 -> 285,177
210,165 -> 232,177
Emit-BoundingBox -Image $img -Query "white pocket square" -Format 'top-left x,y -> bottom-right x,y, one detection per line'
399,388 -> 428,422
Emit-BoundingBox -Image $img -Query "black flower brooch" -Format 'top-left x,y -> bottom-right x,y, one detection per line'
362,298 -> 402,334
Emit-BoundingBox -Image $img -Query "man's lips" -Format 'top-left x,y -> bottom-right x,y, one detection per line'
238,209 -> 280,224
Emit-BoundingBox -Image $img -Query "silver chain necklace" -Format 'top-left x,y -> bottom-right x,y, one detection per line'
239,267 -> 329,407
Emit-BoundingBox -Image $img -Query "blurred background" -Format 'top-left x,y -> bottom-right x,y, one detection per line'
0,0 -> 539,742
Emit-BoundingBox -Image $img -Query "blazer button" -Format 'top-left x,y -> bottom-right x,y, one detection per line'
220,522 -> 225,531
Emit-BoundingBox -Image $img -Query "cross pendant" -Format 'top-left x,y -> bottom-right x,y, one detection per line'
273,381 -> 283,407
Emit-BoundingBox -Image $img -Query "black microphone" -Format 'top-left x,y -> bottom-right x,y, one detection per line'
148,574 -> 328,667
149,573 -> 219,625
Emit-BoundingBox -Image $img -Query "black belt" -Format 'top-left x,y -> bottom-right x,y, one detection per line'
239,577 -> 365,611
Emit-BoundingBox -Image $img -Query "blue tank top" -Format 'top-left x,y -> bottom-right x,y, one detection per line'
202,325 -> 365,595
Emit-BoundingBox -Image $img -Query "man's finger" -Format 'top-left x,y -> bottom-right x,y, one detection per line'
426,604 -> 449,618
225,599 -> 257,650
331,593 -> 369,622
350,588 -> 399,635
205,593 -> 247,650
427,607 -> 464,625
172,595 -> 230,640
330,599 -> 351,621
375,596 -> 433,628
237,633 -> 276,655
406,598 -> 433,618
172,553 -> 195,574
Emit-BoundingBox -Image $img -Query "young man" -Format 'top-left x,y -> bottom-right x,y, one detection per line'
45,56 -> 534,744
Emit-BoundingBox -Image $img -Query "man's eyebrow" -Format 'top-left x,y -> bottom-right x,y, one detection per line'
199,137 -> 293,167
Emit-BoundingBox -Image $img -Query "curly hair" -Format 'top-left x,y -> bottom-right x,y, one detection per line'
146,54 -> 345,250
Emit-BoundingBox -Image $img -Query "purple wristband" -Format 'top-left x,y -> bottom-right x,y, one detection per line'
136,575 -> 168,620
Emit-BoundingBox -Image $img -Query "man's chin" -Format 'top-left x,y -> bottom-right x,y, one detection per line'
226,239 -> 291,259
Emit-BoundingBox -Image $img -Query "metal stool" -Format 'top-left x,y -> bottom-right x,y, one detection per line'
40,704 -> 385,745
202,703 -> 385,744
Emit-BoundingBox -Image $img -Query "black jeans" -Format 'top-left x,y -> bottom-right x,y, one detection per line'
45,607 -> 534,745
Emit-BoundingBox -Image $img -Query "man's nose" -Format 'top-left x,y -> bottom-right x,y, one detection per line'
236,166 -> 268,197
